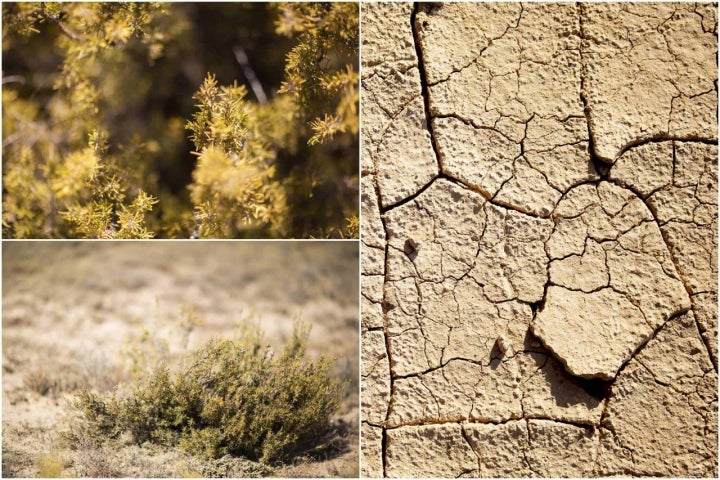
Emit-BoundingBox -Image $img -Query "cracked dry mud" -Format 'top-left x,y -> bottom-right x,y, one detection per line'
360,2 -> 718,477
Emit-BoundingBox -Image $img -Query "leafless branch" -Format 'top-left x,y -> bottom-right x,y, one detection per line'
233,45 -> 268,105
2,75 -> 25,85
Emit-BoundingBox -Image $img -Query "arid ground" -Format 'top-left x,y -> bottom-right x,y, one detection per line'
361,2 -> 717,477
3,241 -> 358,477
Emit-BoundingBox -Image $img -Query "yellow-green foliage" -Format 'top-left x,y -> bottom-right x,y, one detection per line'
186,75 -> 288,237
184,2 -> 359,238
2,2 -> 358,238
276,2 -> 359,145
57,132 -> 159,239
71,325 -> 343,464
2,3 -> 167,238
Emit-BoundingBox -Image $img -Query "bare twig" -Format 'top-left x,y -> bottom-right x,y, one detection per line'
2,75 -> 25,85
233,45 -> 268,105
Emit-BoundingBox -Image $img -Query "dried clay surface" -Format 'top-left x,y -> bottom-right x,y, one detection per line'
360,2 -> 718,477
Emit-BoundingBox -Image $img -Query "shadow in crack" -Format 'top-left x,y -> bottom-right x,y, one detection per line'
573,376 -> 612,400
523,329 -> 610,408
417,2 -> 445,17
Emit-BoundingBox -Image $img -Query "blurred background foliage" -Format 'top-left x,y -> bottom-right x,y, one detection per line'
2,2 -> 358,238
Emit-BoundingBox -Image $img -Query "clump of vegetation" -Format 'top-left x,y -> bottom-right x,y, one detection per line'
35,452 -> 69,478
24,369 -> 59,397
69,324 -> 344,464
2,2 -> 358,238
186,2 -> 359,238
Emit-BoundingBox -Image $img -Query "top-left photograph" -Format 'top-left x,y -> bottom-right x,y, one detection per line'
2,2 -> 359,239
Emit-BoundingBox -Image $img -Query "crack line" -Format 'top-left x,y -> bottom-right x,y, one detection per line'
411,3 -> 442,175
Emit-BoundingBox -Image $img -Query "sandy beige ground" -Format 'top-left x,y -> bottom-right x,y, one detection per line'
3,241 -> 359,477
361,2 -> 717,477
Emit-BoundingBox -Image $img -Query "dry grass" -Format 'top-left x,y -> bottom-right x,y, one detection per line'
36,452 -> 70,478
23,371 -> 58,397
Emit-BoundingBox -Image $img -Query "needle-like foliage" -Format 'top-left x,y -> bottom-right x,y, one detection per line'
2,2 -> 358,238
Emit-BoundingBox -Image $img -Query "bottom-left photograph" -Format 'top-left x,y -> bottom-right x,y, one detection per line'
2,241 -> 359,478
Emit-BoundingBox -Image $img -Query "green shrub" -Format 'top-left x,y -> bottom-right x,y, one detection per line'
70,324 -> 344,464
2,3 -> 168,238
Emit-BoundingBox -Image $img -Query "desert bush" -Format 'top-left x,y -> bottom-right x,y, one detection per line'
22,349 -> 120,401
2,3 -> 168,238
2,2 -> 358,239
185,74 -> 288,237
24,363 -> 88,398
70,324 -> 344,464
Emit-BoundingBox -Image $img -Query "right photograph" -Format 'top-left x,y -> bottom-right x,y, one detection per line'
360,2 -> 717,477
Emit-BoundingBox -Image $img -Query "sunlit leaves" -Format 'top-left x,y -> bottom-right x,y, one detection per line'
2,3 -> 170,238
57,134 -> 158,239
277,2 -> 358,145
187,144 -> 287,238
186,74 -> 251,155
2,2 -> 358,238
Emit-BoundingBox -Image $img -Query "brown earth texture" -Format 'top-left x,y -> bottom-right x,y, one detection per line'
361,2 -> 718,477
3,241 -> 359,477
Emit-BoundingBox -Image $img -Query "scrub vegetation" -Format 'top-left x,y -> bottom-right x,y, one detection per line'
70,325 -> 345,465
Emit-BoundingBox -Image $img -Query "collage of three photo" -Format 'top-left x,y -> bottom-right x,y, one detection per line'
3,1 -> 718,478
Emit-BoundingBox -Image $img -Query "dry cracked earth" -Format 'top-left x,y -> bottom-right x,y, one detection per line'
360,2 -> 718,477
